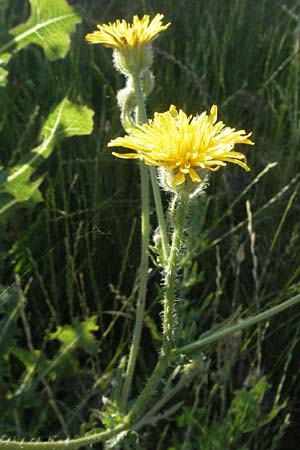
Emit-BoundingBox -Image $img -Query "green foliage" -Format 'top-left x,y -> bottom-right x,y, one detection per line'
174,378 -> 285,450
0,98 -> 94,222
0,0 -> 81,86
0,285 -> 19,359
50,315 -> 99,354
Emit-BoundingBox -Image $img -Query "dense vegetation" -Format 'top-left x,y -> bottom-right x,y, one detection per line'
0,0 -> 300,448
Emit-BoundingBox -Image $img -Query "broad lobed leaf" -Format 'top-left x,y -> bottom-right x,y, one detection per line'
0,0 -> 81,85
0,98 -> 94,222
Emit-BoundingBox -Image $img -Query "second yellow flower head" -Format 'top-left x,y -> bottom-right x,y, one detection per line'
109,105 -> 254,187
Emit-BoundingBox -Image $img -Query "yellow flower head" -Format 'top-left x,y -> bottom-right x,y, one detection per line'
108,105 -> 254,187
85,14 -> 170,74
85,14 -> 170,49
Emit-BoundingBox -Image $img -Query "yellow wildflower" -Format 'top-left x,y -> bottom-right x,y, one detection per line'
108,105 -> 254,187
85,14 -> 170,74
85,14 -> 170,49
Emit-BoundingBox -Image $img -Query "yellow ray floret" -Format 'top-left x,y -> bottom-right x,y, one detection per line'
108,105 -> 255,187
85,14 -> 170,49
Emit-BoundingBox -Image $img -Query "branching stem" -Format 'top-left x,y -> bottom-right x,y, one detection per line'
120,73 -> 168,409
125,195 -> 188,423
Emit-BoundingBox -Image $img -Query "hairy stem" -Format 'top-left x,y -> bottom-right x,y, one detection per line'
125,195 -> 188,423
0,424 -> 125,450
120,73 -> 150,410
139,359 -> 201,425
163,195 -> 187,351
174,293 -> 300,355
120,73 -> 169,409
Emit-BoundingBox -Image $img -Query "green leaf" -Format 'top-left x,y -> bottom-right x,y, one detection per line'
0,285 -> 20,359
0,65 -> 8,86
10,346 -> 37,372
0,97 -> 94,222
230,377 -> 285,433
50,316 -> 99,354
41,97 -> 94,143
0,0 -> 81,85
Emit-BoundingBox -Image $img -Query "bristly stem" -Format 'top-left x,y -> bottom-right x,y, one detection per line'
174,292 -> 300,356
0,424 -> 126,450
162,194 -> 187,351
120,73 -> 169,410
125,194 -> 188,423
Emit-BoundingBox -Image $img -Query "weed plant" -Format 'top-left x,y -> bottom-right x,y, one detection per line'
0,0 -> 300,449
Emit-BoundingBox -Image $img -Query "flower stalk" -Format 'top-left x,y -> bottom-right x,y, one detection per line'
150,167 -> 169,265
120,72 -> 168,409
162,194 -> 187,350
124,193 -> 188,423
119,72 -> 149,410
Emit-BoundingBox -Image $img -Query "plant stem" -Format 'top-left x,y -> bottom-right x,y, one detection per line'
150,166 -> 169,264
0,424 -> 125,450
120,73 -> 150,410
125,353 -> 170,424
131,73 -> 147,124
125,194 -> 188,423
120,160 -> 149,411
174,292 -> 300,355
120,73 -> 169,409
132,72 -> 169,262
163,195 -> 187,351
139,359 -> 201,425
